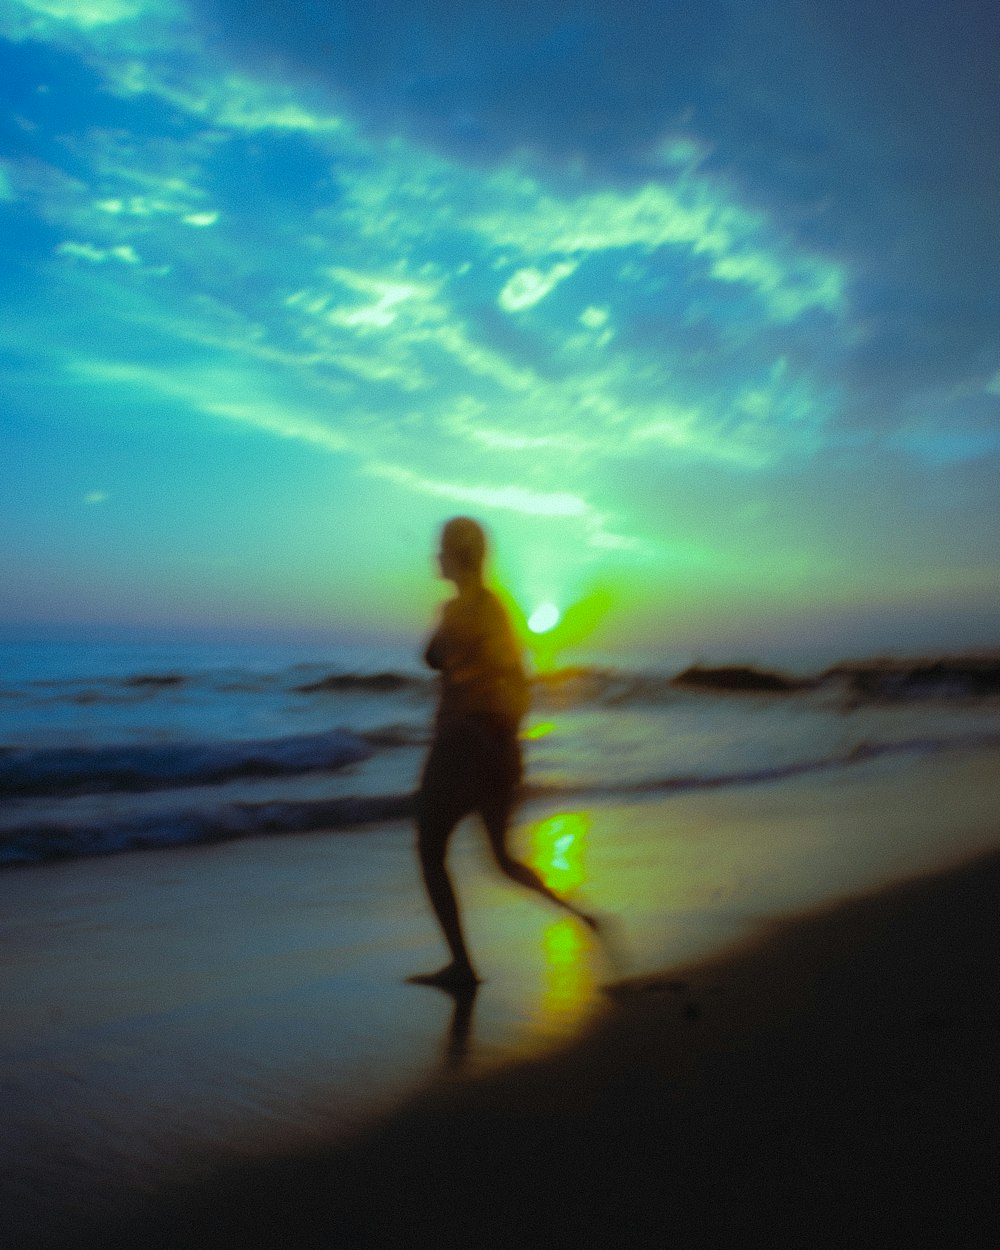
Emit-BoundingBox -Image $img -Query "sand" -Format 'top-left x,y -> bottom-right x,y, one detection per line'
2,745 -> 999,1248
135,847 -> 1000,1250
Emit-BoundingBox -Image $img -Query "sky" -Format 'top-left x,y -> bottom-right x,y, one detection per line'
2,0 -> 998,664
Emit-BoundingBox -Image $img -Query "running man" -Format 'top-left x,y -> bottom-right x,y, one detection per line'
409,517 -> 597,989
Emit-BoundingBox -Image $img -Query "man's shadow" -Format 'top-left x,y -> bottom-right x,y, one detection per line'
416,982 -> 479,1073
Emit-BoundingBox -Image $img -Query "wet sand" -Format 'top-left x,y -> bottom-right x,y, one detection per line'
2,746 -> 999,1248
143,843 -> 999,1250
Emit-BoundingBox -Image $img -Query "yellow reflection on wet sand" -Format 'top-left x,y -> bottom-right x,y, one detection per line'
531,810 -> 589,890
539,915 -> 596,1029
521,810 -> 600,1038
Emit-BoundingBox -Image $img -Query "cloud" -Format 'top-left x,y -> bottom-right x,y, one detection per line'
367,462 -> 591,518
0,0 -> 853,514
69,350 -> 638,537
56,239 -> 141,263
95,193 -> 217,225
83,489 -> 108,503
9,0 -> 144,31
196,0 -> 999,416
321,268 -> 438,330
498,261 -> 577,312
69,359 -> 352,453
201,399 -> 351,453
211,89 -> 344,134
579,306 -> 608,329
471,178 -> 844,323
2,0 -> 998,653
199,0 -> 728,171
0,156 -> 87,217
364,461 -> 641,552
5,0 -> 996,579
101,59 -> 347,136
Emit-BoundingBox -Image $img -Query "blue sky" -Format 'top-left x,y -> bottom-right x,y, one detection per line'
2,0 -> 998,662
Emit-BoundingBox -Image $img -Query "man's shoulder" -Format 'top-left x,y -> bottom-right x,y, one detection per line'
479,588 -> 516,628
446,586 -> 505,615
441,587 -> 516,640
479,586 -> 505,610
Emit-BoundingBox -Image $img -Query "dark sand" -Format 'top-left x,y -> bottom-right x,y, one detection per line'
97,845 -> 1000,1250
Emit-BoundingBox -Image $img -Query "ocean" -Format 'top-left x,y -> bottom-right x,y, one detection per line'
3,636 -> 999,868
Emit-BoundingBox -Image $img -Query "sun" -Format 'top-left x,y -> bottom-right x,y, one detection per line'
528,602 -> 561,634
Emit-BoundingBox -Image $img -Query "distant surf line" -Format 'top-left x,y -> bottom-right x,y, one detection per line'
3,731 -> 998,870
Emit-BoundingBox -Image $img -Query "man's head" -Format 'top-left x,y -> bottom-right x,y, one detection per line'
438,516 -> 487,581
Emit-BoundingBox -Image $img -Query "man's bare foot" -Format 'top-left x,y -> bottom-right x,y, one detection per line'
406,962 -> 481,990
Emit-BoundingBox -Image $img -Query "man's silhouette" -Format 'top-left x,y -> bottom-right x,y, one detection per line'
409,517 -> 596,989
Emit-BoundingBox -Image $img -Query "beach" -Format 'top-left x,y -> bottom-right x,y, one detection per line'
199,835 -> 999,1250
2,741 -> 999,1248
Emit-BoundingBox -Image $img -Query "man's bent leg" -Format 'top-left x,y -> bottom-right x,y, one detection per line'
483,803 -> 599,930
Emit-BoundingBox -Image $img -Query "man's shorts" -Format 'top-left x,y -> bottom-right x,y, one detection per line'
417,715 -> 522,829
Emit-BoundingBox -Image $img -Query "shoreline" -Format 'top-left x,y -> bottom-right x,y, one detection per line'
117,844 -> 1000,1249
6,728 -> 1000,871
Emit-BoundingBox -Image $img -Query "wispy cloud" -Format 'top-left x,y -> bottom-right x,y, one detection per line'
471,178 -> 844,323
367,462 -> 591,518
69,359 -> 352,454
105,62 -> 348,135
55,239 -> 140,264
2,0 -> 849,529
498,261 -> 578,313
7,0 -> 146,32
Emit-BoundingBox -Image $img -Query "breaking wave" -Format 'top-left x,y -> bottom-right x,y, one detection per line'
4,730 -> 999,869
0,729 -> 372,797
